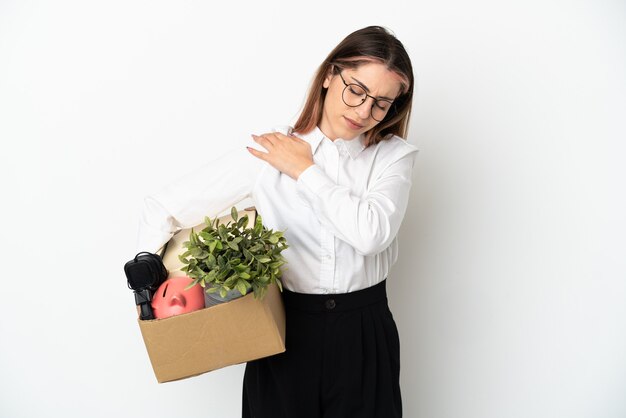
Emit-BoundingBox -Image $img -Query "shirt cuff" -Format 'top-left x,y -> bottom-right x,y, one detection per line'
297,164 -> 334,196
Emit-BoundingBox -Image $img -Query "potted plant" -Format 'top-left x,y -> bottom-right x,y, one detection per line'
179,206 -> 288,303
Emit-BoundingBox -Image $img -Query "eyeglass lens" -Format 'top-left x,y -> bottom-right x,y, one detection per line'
342,84 -> 392,122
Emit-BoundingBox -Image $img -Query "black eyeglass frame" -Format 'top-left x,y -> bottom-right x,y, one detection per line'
337,72 -> 396,122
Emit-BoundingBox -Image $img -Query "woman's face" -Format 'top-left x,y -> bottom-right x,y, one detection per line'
319,62 -> 404,141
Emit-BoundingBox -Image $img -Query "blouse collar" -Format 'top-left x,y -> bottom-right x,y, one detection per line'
296,125 -> 366,160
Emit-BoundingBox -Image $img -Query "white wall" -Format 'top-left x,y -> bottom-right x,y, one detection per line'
0,1 -> 624,417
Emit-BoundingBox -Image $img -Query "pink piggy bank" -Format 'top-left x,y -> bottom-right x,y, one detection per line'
151,276 -> 205,319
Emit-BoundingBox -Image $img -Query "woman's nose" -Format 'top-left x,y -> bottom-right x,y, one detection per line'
354,99 -> 373,120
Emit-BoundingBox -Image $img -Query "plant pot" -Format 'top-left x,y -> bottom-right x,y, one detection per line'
204,285 -> 253,307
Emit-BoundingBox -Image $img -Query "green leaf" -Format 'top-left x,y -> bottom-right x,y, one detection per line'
206,270 -> 217,282
231,206 -> 238,222
196,250 -> 209,260
225,271 -> 239,282
236,280 -> 247,296
218,225 -> 228,240
217,268 -> 229,281
190,230 -> 199,245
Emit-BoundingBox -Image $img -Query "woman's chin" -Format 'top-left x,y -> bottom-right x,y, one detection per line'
320,117 -> 364,141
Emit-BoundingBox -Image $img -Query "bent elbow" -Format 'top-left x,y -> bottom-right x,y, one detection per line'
354,217 -> 393,257
137,196 -> 180,253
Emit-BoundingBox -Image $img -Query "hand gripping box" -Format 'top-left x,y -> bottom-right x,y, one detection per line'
137,207 -> 286,383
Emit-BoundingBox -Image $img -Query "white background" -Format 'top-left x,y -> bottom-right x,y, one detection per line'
1,1 -> 624,417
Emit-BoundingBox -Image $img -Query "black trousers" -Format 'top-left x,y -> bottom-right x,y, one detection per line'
242,279 -> 402,418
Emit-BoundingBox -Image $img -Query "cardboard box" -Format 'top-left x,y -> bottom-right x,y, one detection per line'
137,207 -> 286,383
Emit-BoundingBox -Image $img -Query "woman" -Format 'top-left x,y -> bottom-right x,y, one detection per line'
137,25 -> 418,418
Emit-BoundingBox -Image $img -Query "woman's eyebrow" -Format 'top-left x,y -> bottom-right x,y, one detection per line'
350,76 -> 395,101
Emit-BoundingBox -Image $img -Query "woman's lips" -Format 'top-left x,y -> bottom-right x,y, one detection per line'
344,116 -> 363,130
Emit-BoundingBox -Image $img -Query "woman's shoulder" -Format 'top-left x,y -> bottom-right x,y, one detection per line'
374,133 -> 420,157
270,125 -> 293,135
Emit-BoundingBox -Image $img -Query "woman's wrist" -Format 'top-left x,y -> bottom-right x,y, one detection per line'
295,162 -> 315,180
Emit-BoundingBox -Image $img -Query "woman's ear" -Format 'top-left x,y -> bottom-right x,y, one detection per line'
322,65 -> 334,89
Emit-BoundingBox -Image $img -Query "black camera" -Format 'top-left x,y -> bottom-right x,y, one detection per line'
124,251 -> 168,320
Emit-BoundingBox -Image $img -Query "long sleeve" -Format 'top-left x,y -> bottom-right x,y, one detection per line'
136,136 -> 267,253
295,147 -> 418,256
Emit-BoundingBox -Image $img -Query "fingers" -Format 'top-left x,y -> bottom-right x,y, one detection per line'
246,136 -> 268,159
246,144 -> 262,156
253,132 -> 302,143
248,131 -> 305,162
251,134 -> 273,148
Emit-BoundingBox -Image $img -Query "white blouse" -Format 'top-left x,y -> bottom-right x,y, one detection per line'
136,125 -> 419,294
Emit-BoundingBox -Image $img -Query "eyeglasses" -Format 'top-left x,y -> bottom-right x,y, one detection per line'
338,72 -> 395,122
